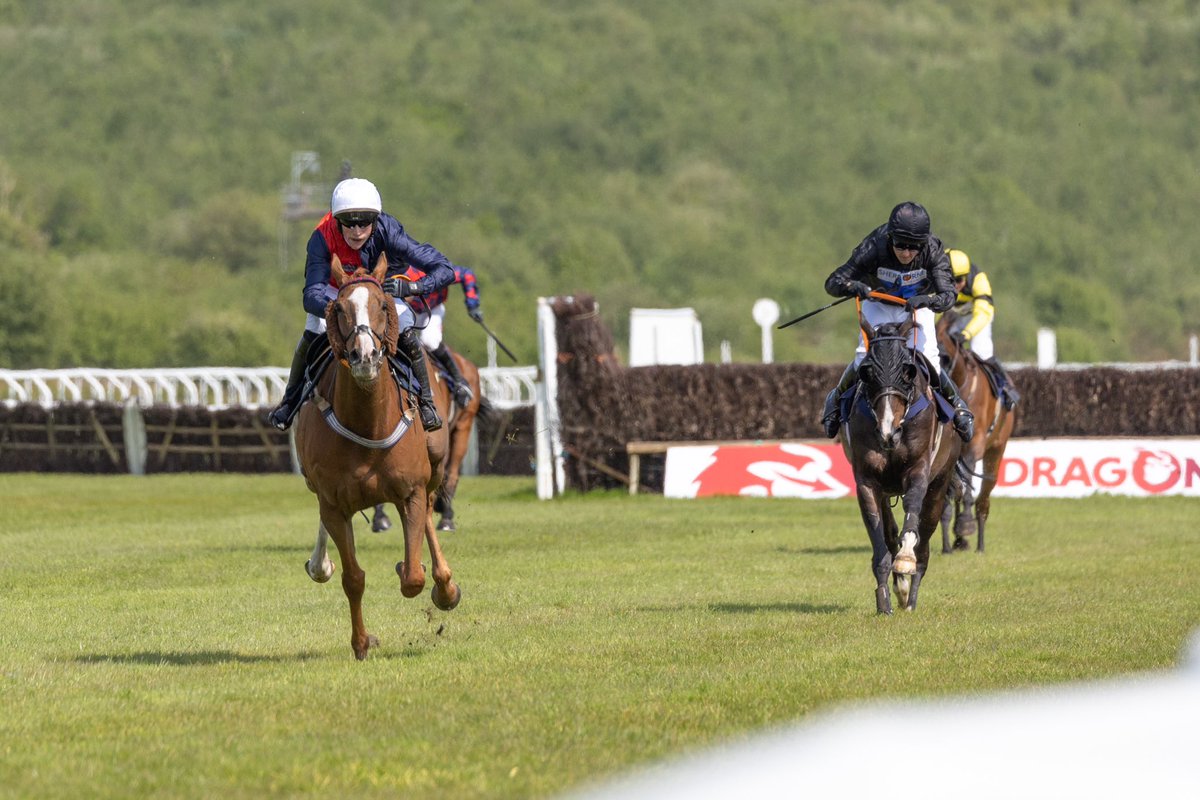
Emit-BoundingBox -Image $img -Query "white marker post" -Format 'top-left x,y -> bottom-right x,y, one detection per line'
752,299 -> 780,364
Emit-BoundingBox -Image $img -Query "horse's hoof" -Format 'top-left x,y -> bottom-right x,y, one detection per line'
305,558 -> 335,583
396,561 -> 426,597
952,537 -> 970,551
353,634 -> 380,661
432,582 -> 462,611
436,518 -> 456,533
893,556 -> 917,576
372,515 -> 391,533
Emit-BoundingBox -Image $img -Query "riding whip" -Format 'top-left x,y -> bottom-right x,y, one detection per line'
777,296 -> 852,329
476,318 -> 518,362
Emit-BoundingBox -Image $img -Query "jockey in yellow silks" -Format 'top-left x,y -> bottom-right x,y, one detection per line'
941,248 -> 1020,409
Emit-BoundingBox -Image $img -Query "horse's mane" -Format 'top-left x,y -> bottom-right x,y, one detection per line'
864,322 -> 917,377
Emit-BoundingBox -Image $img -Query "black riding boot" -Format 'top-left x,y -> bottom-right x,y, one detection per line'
432,343 -> 474,407
267,330 -> 318,431
934,370 -> 975,442
985,357 -> 1021,409
399,328 -> 443,432
821,362 -> 858,439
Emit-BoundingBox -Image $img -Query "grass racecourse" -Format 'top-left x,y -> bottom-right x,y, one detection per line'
1,473 -> 1197,799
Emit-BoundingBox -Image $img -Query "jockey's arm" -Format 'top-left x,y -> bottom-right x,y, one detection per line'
961,271 -> 995,341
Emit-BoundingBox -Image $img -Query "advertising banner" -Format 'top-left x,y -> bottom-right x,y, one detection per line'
662,439 -> 1200,499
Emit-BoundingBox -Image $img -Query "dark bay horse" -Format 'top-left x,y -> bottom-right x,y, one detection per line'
935,312 -> 1017,553
371,347 -> 486,533
840,311 -> 962,614
294,254 -> 460,660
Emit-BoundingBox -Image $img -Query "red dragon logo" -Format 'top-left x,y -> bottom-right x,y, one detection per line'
688,444 -> 853,498
1131,448 -> 1181,494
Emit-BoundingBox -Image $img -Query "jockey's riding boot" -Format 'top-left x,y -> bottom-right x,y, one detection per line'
821,363 -> 858,439
432,342 -> 474,407
399,328 -> 443,432
267,330 -> 318,431
985,357 -> 1021,409
935,371 -> 975,442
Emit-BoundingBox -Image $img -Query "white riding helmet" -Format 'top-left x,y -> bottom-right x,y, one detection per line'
331,178 -> 382,216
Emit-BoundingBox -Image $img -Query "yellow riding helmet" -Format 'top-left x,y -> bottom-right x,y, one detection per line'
947,249 -> 971,278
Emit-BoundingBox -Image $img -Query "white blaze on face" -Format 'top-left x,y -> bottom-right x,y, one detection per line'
348,285 -> 376,359
879,399 -> 897,441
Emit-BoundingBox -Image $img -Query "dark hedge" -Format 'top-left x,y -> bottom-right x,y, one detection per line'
551,294 -> 1200,491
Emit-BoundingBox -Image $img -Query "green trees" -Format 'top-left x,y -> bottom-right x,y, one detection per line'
0,0 -> 1196,368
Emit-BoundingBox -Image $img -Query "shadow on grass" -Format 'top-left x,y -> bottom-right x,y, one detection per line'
777,544 -> 870,556
709,602 -> 848,615
73,650 -> 324,666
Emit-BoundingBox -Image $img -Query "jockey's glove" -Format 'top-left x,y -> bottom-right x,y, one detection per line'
843,280 -> 872,299
906,294 -> 936,310
383,277 -> 421,298
468,307 -> 484,323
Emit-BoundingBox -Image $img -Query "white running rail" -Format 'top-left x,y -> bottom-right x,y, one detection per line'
0,366 -> 538,410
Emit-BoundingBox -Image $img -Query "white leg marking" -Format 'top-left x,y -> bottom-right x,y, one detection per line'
307,520 -> 335,582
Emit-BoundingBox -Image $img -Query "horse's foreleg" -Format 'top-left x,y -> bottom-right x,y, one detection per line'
319,503 -> 376,660
424,493 -> 461,611
395,492 -> 427,598
857,484 -> 893,615
894,472 -> 929,577
305,519 -> 336,583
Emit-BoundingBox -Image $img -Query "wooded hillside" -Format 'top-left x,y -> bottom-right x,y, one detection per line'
1,1 -> 1196,368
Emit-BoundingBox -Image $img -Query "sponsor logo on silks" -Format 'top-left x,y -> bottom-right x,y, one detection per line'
690,444 -> 852,498
876,267 -> 927,288
1132,448 -> 1182,494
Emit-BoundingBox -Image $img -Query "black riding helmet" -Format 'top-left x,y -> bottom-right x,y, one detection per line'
887,201 -> 931,249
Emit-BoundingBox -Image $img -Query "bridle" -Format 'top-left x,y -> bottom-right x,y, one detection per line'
334,273 -> 387,362
862,333 -> 917,411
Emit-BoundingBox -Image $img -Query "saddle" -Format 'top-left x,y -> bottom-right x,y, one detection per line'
298,334 -> 422,409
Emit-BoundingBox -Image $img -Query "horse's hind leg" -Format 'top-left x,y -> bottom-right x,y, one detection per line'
939,495 -> 954,554
305,519 -> 336,583
320,503 -> 376,660
424,494 -> 461,610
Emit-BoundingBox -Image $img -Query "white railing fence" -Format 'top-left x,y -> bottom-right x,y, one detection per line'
1,366 -> 538,411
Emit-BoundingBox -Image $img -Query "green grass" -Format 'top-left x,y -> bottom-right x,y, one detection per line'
1,474 -> 1197,798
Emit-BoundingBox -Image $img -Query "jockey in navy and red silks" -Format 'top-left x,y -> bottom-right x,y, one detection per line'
820,201 -> 975,443
393,263 -> 483,408
267,177 -> 457,433
300,213 -> 454,319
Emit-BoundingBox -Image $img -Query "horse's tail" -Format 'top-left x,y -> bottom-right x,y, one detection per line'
475,395 -> 499,424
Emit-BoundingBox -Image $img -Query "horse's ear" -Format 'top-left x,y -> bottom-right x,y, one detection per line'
371,253 -> 388,283
899,317 -> 916,338
331,255 -> 348,287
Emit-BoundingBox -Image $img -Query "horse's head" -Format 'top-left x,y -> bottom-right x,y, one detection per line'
858,318 -> 921,450
325,254 -> 400,386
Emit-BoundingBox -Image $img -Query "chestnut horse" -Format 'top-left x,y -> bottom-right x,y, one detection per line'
371,348 -> 485,534
840,306 -> 962,614
935,312 -> 1017,553
294,254 -> 460,660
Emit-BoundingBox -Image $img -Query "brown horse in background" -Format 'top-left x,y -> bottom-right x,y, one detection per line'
840,307 -> 962,614
294,254 -> 460,660
935,312 -> 1017,554
371,346 -> 486,533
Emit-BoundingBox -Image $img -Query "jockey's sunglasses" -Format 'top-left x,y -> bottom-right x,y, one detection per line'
337,213 -> 378,229
891,239 -> 922,252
